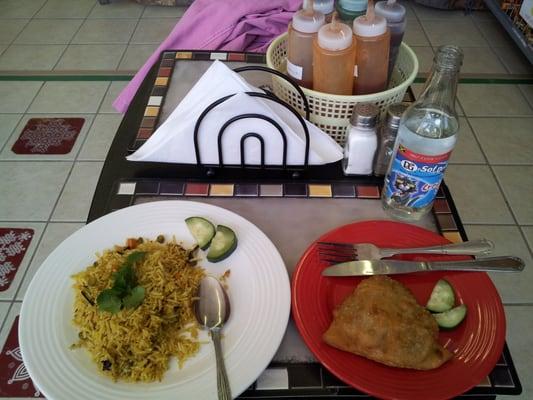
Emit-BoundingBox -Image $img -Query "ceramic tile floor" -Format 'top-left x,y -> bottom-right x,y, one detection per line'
0,0 -> 182,72
0,0 -> 532,73
0,0 -> 532,398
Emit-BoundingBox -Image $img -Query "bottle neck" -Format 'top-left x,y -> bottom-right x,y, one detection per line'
417,67 -> 459,115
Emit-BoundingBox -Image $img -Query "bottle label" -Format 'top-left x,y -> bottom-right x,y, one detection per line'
384,143 -> 451,208
286,60 -> 303,80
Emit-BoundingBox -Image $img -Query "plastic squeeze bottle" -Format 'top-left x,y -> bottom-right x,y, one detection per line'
287,0 -> 325,88
336,0 -> 368,23
312,0 -> 335,22
352,0 -> 390,95
375,0 -> 406,81
312,13 -> 357,95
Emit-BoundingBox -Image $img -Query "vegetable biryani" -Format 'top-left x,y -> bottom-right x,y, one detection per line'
71,237 -> 205,382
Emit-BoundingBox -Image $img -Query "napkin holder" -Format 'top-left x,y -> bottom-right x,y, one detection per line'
193,66 -> 311,179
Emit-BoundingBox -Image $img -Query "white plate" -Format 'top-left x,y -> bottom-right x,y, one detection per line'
20,200 -> 290,400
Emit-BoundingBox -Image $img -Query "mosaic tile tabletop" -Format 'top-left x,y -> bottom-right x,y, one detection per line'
98,177 -> 521,399
0,180 -> 520,399
0,50 -> 520,399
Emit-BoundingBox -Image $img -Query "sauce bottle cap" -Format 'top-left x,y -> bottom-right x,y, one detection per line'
310,0 -> 335,14
293,0 -> 326,33
375,0 -> 406,23
317,12 -> 353,51
353,0 -> 387,37
338,0 -> 369,12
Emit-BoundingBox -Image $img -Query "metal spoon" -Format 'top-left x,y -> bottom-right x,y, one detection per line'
194,276 -> 231,400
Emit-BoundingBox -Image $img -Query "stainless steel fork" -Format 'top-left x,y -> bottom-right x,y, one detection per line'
317,239 -> 494,263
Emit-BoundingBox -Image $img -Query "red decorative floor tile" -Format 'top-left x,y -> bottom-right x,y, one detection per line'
12,118 -> 84,155
0,316 -> 43,397
0,229 -> 33,292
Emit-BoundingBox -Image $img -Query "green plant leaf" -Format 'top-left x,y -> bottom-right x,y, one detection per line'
123,264 -> 136,288
97,251 -> 147,314
122,286 -> 145,309
112,267 -> 129,293
97,289 -> 122,314
126,251 -> 146,265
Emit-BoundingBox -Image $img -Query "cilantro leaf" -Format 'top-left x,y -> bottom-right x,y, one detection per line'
96,251 -> 147,314
97,289 -> 122,313
122,286 -> 145,309
126,251 -> 146,265
113,252 -> 146,290
112,267 -> 129,294
122,264 -> 137,288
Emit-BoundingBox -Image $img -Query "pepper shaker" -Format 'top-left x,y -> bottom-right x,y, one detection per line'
342,103 -> 379,175
373,103 -> 408,176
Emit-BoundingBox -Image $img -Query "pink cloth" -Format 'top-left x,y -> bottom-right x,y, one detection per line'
113,0 -> 302,113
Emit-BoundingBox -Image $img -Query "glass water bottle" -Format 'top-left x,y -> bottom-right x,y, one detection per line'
382,45 -> 463,221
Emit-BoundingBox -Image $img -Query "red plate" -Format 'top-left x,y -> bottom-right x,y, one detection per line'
292,220 -> 505,400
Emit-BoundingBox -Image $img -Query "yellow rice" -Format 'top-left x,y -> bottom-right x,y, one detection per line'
71,238 -> 205,382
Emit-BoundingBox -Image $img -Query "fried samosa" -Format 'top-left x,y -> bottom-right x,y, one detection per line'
323,275 -> 452,370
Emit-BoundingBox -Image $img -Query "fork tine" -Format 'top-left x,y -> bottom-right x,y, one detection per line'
317,241 -> 354,248
318,249 -> 355,258
317,244 -> 356,254
316,241 -> 359,263
320,256 -> 356,264
317,245 -> 355,252
317,250 -> 356,261
319,256 -> 354,263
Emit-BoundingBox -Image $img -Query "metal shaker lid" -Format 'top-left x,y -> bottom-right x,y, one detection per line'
350,103 -> 379,128
386,103 -> 408,127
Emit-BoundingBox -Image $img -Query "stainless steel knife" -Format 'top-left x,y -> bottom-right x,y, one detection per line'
321,256 -> 525,276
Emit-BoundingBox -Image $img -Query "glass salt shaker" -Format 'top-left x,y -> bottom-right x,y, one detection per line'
342,103 -> 379,175
373,103 -> 408,176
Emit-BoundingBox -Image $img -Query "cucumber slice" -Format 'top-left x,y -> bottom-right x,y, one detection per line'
207,225 -> 237,263
426,279 -> 455,313
185,217 -> 216,250
434,304 -> 467,329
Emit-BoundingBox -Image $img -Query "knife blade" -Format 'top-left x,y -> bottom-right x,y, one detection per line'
321,257 -> 525,276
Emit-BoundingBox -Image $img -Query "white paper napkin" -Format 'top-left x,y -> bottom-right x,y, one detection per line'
127,60 -> 342,166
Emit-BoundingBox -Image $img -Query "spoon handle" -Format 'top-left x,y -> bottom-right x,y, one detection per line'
212,329 -> 232,400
